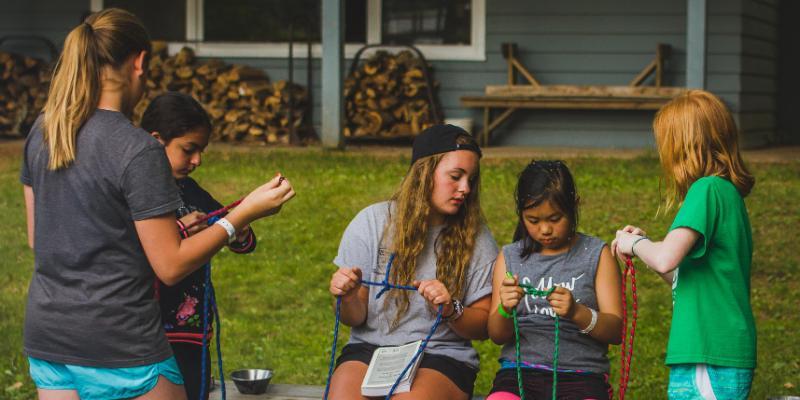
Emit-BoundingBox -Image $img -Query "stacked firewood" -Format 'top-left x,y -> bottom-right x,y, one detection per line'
0,51 -> 50,137
133,43 -> 311,144
344,50 -> 441,138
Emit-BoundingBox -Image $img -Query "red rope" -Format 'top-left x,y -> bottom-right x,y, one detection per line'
179,197 -> 243,234
619,256 -> 638,400
179,175 -> 285,234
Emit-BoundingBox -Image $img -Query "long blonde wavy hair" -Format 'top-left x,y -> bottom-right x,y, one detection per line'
653,90 -> 755,212
384,134 -> 484,328
43,8 -> 150,170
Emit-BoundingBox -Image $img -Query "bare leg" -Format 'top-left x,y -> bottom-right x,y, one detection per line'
391,368 -> 469,400
132,375 -> 187,400
38,389 -> 80,400
328,361 -> 373,400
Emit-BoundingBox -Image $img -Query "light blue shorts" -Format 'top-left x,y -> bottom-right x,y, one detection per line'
29,356 -> 184,400
668,363 -> 753,400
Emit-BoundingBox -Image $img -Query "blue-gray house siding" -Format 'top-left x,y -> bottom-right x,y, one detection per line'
0,0 -> 787,148
738,0 -> 778,147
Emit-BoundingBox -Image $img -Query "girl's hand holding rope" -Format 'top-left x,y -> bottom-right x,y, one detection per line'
611,225 -> 647,258
414,279 -> 454,316
546,286 -> 578,320
500,273 -> 525,312
235,174 -> 295,221
330,267 -> 363,299
179,211 -> 208,236
234,224 -> 252,243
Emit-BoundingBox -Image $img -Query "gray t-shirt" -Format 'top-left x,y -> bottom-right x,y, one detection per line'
20,110 -> 182,367
334,201 -> 498,370
500,234 -> 610,374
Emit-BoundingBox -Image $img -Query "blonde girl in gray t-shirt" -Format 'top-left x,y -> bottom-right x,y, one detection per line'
21,9 -> 294,400
328,125 -> 498,400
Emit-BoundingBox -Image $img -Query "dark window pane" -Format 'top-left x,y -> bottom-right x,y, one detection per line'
346,0 -> 367,43
104,0 -> 185,41
204,0 -> 366,43
382,0 -> 471,45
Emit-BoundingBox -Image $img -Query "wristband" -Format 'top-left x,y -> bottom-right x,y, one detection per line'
580,307 -> 598,334
497,303 -> 513,319
631,236 -> 650,258
215,217 -> 236,243
444,299 -> 464,322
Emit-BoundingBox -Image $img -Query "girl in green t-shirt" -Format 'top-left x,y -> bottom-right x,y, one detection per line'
612,90 -> 756,400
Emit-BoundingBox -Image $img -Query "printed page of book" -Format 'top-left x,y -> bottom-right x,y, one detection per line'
361,340 -> 423,390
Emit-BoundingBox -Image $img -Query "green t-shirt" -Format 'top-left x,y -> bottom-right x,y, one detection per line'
666,176 -> 756,368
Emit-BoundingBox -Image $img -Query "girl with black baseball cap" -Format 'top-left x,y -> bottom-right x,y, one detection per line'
327,124 -> 497,399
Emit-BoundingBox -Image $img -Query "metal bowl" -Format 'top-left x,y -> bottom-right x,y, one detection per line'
230,369 -> 273,395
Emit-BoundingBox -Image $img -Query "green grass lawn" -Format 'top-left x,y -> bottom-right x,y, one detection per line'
1,145 -> 798,399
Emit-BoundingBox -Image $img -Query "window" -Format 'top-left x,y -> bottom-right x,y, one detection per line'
102,0 -> 186,42
203,0 -> 366,43
381,0 -> 471,46
90,0 -> 485,60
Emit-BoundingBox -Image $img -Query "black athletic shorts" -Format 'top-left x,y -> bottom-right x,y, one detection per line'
489,367 -> 612,400
335,342 -> 477,396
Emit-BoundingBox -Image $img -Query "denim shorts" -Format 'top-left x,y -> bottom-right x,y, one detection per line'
668,363 -> 753,400
29,356 -> 184,400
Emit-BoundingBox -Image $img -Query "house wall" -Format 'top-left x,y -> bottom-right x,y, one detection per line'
0,0 -> 86,61
775,0 -> 798,144
737,0 -> 779,147
1,0 -> 783,147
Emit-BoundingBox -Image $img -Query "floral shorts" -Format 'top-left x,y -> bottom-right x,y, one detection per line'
668,364 -> 753,400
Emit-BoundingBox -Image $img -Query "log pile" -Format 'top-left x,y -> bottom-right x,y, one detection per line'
133,43 -> 312,144
0,51 -> 51,137
344,50 -> 441,138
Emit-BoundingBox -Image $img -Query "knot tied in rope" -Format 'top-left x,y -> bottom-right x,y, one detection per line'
324,253 -> 445,400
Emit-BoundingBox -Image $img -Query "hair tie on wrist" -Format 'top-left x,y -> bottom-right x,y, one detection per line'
498,303 -> 513,319
631,236 -> 649,258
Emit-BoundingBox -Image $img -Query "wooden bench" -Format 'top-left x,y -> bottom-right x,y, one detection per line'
460,43 -> 687,146
209,382 -> 486,399
209,382 -> 322,400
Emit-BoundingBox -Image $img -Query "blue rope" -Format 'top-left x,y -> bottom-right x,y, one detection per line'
195,216 -> 226,400
199,263 -> 212,400
210,282 -> 226,400
323,296 -> 342,400
197,264 -> 226,400
324,254 -> 445,400
385,304 -> 443,398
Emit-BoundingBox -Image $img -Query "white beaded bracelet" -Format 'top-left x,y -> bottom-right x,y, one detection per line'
580,307 -> 598,334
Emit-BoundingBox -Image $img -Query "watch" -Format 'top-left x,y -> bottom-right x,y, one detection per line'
445,299 -> 464,322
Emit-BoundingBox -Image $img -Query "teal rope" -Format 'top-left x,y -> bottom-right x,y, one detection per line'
512,285 -> 558,400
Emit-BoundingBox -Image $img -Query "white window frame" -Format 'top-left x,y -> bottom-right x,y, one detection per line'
90,0 -> 485,61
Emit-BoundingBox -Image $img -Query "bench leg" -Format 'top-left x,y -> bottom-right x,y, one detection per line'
482,107 -> 491,146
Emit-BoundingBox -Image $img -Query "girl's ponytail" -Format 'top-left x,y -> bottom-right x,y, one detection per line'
42,9 -> 150,170
43,23 -> 100,170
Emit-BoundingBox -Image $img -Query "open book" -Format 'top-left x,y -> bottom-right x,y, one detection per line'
361,340 -> 424,397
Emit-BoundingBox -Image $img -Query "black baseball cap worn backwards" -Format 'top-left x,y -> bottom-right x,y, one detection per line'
410,124 -> 482,165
